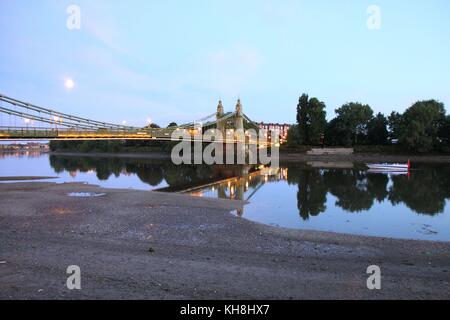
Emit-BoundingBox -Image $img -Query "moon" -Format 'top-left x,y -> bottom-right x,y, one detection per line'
64,78 -> 75,89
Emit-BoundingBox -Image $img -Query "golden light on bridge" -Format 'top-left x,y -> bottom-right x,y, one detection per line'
0,94 -> 267,146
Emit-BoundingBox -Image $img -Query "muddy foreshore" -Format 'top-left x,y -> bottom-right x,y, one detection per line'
0,182 -> 449,300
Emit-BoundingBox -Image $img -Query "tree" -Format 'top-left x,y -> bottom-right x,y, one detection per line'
334,102 -> 374,145
325,118 -> 349,146
296,94 -> 309,144
295,94 -> 327,145
286,125 -> 302,147
387,111 -> 404,141
307,98 -> 327,145
399,100 -> 446,152
147,123 -> 160,129
167,122 -> 178,128
438,115 -> 450,148
367,113 -> 388,145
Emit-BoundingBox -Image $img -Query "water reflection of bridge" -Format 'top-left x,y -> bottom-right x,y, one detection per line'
185,167 -> 288,216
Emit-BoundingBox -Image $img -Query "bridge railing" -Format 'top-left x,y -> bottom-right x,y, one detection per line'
0,126 -> 271,145
0,126 -> 182,139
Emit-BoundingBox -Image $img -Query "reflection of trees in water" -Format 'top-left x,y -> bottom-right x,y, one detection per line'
367,174 -> 389,202
324,170 -> 379,213
50,156 -> 125,181
164,165 -> 206,188
296,170 -> 327,220
388,167 -> 450,215
124,163 -> 164,186
283,163 -> 449,217
49,156 -> 250,189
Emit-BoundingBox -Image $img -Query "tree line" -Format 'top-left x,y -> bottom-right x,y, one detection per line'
287,94 -> 450,153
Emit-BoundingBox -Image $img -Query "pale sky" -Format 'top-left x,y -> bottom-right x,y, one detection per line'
0,0 -> 449,127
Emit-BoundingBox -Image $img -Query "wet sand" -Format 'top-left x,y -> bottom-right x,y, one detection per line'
0,182 -> 449,300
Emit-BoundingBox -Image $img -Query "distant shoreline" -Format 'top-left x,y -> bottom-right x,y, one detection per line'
0,176 -> 58,181
50,151 -> 172,160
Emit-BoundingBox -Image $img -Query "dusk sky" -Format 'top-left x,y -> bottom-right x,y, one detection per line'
1,0 -> 449,127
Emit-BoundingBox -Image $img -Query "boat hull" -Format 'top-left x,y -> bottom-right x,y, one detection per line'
366,163 -> 409,171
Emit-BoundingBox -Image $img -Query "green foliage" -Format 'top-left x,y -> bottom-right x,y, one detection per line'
333,102 -> 374,145
398,100 -> 446,152
388,111 -> 404,141
367,113 -> 388,145
167,122 -> 178,128
49,139 -> 173,153
286,125 -> 301,147
325,117 -> 351,146
307,98 -> 327,145
439,115 -> 450,148
296,94 -> 309,144
295,94 -> 326,145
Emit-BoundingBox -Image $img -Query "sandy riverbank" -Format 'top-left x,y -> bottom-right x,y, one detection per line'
0,182 -> 448,299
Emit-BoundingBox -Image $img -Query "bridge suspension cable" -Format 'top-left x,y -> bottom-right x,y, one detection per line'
175,112 -> 219,129
0,105 -> 102,130
0,93 -> 137,130
0,93 -> 265,144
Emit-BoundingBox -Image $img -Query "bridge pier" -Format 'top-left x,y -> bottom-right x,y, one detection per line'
234,99 -> 244,132
234,99 -> 245,162
216,100 -> 225,140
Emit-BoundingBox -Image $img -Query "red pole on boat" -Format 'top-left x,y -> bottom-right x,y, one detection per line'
407,159 -> 411,170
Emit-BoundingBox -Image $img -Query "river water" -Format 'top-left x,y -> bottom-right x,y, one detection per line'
1,152 -> 449,241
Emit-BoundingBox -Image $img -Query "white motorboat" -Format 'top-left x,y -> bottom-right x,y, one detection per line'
367,169 -> 409,175
366,160 -> 410,172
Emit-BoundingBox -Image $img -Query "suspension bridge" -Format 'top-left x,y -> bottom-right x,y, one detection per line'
0,93 -> 270,145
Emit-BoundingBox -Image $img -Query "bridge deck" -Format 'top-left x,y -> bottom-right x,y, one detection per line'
0,127 -> 266,145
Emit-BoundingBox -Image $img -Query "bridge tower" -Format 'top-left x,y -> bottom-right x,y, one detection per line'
216,99 -> 225,139
235,99 -> 244,132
